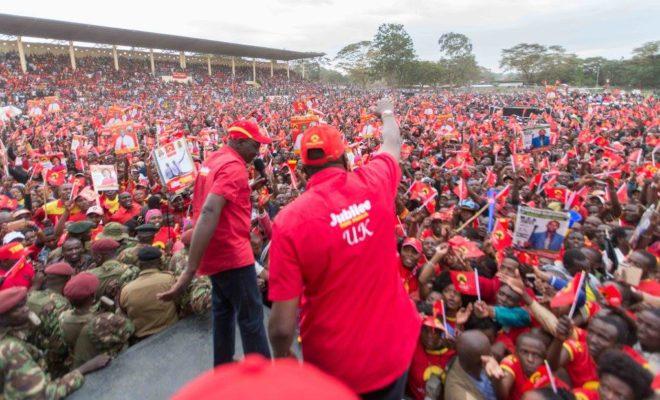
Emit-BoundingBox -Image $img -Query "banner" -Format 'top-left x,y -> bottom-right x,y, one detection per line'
290,114 -> 319,131
153,139 -> 196,193
522,125 -> 550,151
513,205 -> 570,256
90,164 -> 119,192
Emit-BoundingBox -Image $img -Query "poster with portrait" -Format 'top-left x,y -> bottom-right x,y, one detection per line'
90,164 -> 119,191
513,205 -> 570,257
153,138 -> 196,193
522,125 -> 550,151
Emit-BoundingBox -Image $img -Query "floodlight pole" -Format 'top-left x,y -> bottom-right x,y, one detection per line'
179,51 -> 186,69
302,61 -> 306,79
252,58 -> 256,82
112,45 -> 119,71
16,36 -> 27,74
286,61 -> 290,80
150,49 -> 155,75
68,41 -> 76,70
231,57 -> 236,77
270,60 -> 274,78
207,55 -> 212,76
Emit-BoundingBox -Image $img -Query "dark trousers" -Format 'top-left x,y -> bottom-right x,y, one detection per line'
359,372 -> 408,400
210,265 -> 271,366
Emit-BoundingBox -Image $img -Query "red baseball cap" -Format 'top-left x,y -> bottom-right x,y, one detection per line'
300,125 -> 345,166
402,237 -> 422,254
227,120 -> 272,144
173,354 -> 358,400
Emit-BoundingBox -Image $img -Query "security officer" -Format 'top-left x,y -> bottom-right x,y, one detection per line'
0,286 -> 110,398
117,224 -> 159,267
87,238 -> 139,300
120,246 -> 178,339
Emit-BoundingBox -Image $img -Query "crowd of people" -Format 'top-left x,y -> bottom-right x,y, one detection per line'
0,48 -> 658,400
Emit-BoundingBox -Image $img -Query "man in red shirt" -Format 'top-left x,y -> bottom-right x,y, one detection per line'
108,192 -> 142,224
158,120 -> 272,365
268,99 -> 421,399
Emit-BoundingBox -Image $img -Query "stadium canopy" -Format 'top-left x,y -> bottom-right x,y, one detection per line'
0,13 -> 323,61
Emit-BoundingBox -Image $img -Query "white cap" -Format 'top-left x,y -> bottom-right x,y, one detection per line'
3,231 -> 25,245
86,205 -> 104,216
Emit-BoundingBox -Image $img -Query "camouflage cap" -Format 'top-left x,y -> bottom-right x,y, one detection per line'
87,312 -> 135,352
97,222 -> 129,241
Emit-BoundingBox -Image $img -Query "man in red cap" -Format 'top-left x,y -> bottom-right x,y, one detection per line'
0,242 -> 33,290
159,119 -> 272,365
268,99 -> 421,399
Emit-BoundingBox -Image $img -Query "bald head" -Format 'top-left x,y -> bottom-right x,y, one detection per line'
457,330 -> 491,374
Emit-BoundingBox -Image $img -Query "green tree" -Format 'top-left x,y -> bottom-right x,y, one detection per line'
538,46 -> 581,84
369,23 -> 417,84
629,41 -> 660,88
582,57 -> 607,86
438,33 -> 481,86
500,43 -> 547,83
333,40 -> 373,86
438,32 -> 473,58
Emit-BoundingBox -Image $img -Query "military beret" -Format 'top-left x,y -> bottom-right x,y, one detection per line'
91,238 -> 121,253
136,223 -> 159,233
0,287 -> 28,314
181,229 -> 194,246
63,272 -> 100,301
138,246 -> 162,262
67,220 -> 96,235
44,262 -> 75,276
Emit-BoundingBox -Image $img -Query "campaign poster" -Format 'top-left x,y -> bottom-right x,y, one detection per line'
111,127 -> 139,155
522,125 -> 551,151
90,164 -> 119,191
153,139 -> 196,193
513,206 -> 570,257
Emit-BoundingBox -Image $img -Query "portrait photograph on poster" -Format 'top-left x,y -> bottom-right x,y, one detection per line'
512,205 -> 570,257
90,164 -> 119,191
153,139 -> 196,192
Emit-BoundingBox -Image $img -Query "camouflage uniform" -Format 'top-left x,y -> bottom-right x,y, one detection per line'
58,306 -> 133,368
0,327 -> 84,399
168,248 -> 211,316
116,244 -> 148,267
86,260 -> 139,300
26,289 -> 71,376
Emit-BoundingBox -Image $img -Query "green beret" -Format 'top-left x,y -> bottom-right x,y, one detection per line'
136,224 -> 159,233
138,246 -> 162,262
67,220 -> 96,234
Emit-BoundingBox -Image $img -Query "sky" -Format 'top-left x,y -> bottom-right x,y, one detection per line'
2,0 -> 658,72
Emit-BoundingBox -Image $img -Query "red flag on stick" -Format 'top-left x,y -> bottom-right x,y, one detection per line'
450,270 -> 478,296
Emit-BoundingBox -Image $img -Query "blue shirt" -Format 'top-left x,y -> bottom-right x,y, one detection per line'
469,370 -> 497,400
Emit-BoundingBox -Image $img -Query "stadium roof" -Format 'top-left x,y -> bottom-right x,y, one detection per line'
0,13 -> 324,61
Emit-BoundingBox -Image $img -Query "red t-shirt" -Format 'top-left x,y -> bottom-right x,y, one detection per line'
407,342 -> 455,400
500,354 -> 530,400
399,260 -> 420,300
1,261 -> 34,290
563,338 -> 598,389
269,153 -> 421,394
192,147 -> 254,275
109,203 -> 142,224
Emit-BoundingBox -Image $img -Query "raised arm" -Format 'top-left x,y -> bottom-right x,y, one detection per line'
375,98 -> 401,162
